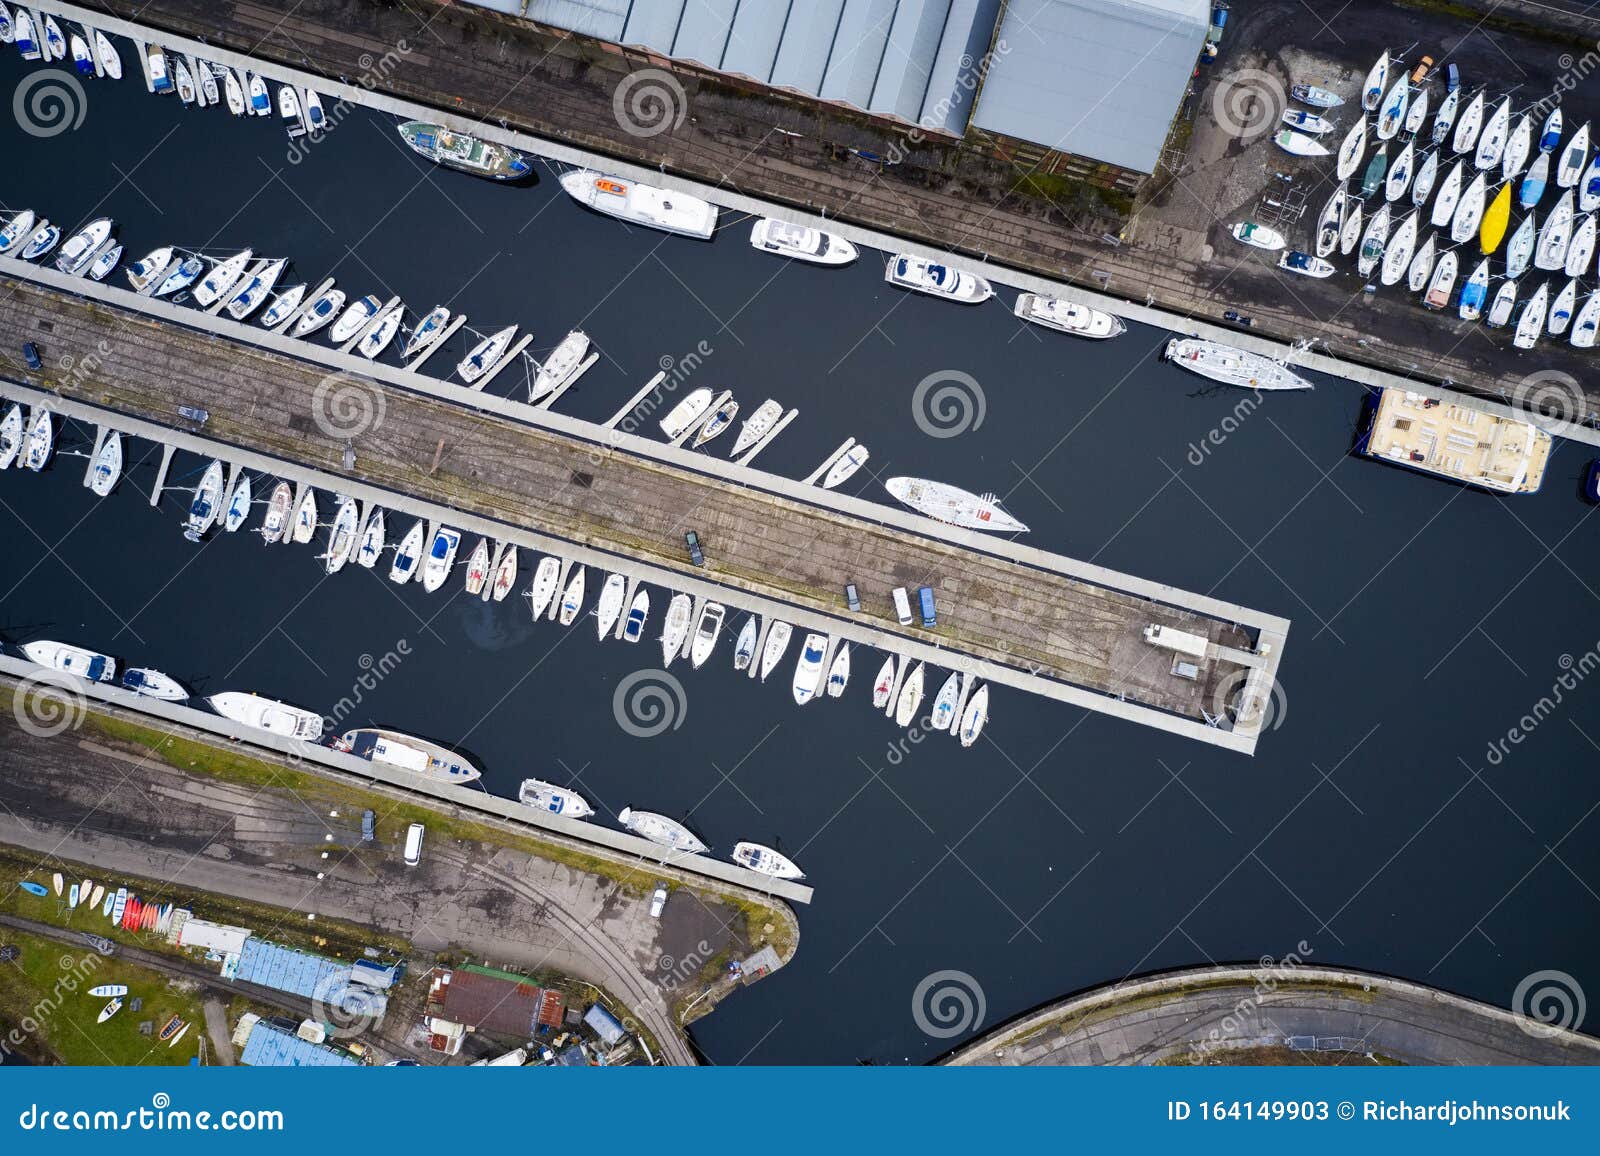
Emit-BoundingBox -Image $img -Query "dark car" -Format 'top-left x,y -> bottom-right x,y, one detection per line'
21,342 -> 41,370
684,530 -> 705,567
361,810 -> 376,842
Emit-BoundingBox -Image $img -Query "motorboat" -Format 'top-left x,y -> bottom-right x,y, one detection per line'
458,325 -> 517,385
182,459 -> 224,542
518,778 -> 595,819
87,243 -> 122,281
558,565 -> 586,626
825,643 -> 850,698
659,388 -> 713,440
759,621 -> 792,682
224,258 -> 286,320
1540,107 -> 1563,154
421,525 -> 462,593
731,399 -> 783,456
731,843 -> 805,880
1486,278 -> 1518,328
259,481 -> 292,544
527,555 -> 561,618
558,169 -> 716,237
884,254 -> 994,303
13,10 -> 39,61
20,640 -> 115,683
247,72 -> 270,115
660,593 -> 692,665
399,121 -> 530,180
822,444 -> 869,489
191,249 -> 254,309
0,209 -> 37,254
206,692 -> 323,740
389,519 -> 425,583
1292,83 -> 1342,109
302,89 -> 325,134
791,633 -> 826,705
621,589 -> 650,643
894,662 -> 926,727
885,477 -> 1028,533
121,668 -> 189,701
403,305 -> 451,359
147,44 -> 170,94
690,601 -> 725,669
88,431 -> 121,496
292,287 -> 345,336
21,221 -> 60,261
123,245 -> 174,291
54,218 -> 112,275
329,294 -> 380,344
617,808 -> 707,855
749,217 -> 858,264
334,728 -> 482,785
1012,292 -> 1125,338
258,283 -> 307,329
530,330 -> 589,400
1282,249 -> 1335,278
596,573 -> 626,639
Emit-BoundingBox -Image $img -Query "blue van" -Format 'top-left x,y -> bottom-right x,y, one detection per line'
917,585 -> 936,628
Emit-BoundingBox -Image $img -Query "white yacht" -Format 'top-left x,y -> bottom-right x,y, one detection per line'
490,544 -> 517,602
1013,292 -> 1125,338
749,217 -> 857,264
825,643 -> 850,698
224,258 -> 286,320
731,399 -> 782,456
885,477 -> 1028,534
334,728 -> 482,785
208,692 -> 323,740
388,519 -> 424,583
20,640 -> 115,683
659,387 -> 713,440
191,250 -> 254,309
731,842 -> 805,880
619,808 -> 708,854
22,409 -> 52,472
1514,282 -> 1550,349
0,406 -> 20,471
733,617 -> 758,671
53,218 -> 113,275
87,243 -> 122,281
329,294 -> 380,344
822,444 -> 869,489
622,589 -> 650,643
690,602 -> 725,669
359,307 -> 403,359
88,431 -> 121,497
292,287 -> 345,336
959,685 -> 990,747
872,655 -> 897,710
463,541 -> 491,597
1162,338 -> 1312,391
693,397 -> 738,447
403,305 -> 451,359
792,633 -> 826,705
530,330 -> 589,400
323,498 -> 359,574
894,662 -> 926,727
260,481 -> 293,544
153,255 -> 204,297
183,460 -> 224,542
596,573 -> 626,639
259,283 -> 306,329
884,254 -> 993,303
527,555 -> 561,618
660,593 -> 692,666
559,169 -> 718,239
519,778 -> 595,819
421,525 -> 462,593
759,621 -> 792,682
0,209 -> 37,254
558,566 -> 587,626
356,509 -> 386,569
93,29 -> 121,79
120,668 -> 188,701
291,487 -> 318,544
458,325 -> 517,385
930,672 -> 962,731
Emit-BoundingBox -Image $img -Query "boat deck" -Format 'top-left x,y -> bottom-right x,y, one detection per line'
1363,388 -> 1553,493
0,271 -> 1288,752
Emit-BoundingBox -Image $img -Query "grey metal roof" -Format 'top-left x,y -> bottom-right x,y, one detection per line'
970,0 -> 1208,173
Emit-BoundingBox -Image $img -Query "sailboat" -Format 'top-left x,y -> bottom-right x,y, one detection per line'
1569,291 -> 1600,347
23,409 -> 53,471
1501,114 -> 1532,180
894,662 -> 926,727
1380,210 -> 1418,286
1457,260 -> 1489,321
1431,88 -> 1459,146
1411,150 -> 1439,205
1506,213 -> 1537,278
224,257 -> 286,320
1548,278 -> 1579,336
1375,77 -> 1409,140
1362,51 -> 1389,113
872,655 -> 897,710
733,617 -> 758,671
153,255 -> 204,297
183,460 -> 224,542
323,498 -> 359,574
1403,88 -> 1429,137
172,56 -> 195,104
291,488 -> 318,543
693,397 -> 738,448
490,544 -> 517,602
518,778 -> 595,818
959,685 -> 990,748
1581,154 -> 1600,213
359,307 -> 404,359
1451,90 -> 1485,155
0,405 -> 23,471
292,286 -> 345,336
690,602 -> 725,668
1521,152 -> 1550,209
1383,141 -> 1414,202
259,481 -> 292,544
1450,172 -> 1488,243
217,473 -> 251,530
731,843 -> 805,880
617,808 -> 707,854
731,399 -> 783,456
192,249 -> 254,309
1564,213 -> 1596,277
259,283 -> 306,329
530,330 -> 590,400
1357,205 -> 1392,277
1480,184 -> 1512,253
221,65 -> 244,115
355,508 -> 386,569
825,643 -> 851,698
595,573 -> 626,639
1315,190 -> 1345,258
791,634 -> 827,705
527,556 -> 561,618
403,306 -> 451,359
1513,282 -> 1550,348
1335,119 -> 1366,181
1535,190 -> 1575,269
885,477 -> 1028,533
1557,122 -> 1591,187
822,445 -> 870,489
88,431 -> 122,496
1430,159 -> 1464,227
759,621 -> 792,682
558,566 -> 586,626
660,593 -> 692,665
1474,96 -> 1512,170
93,29 -> 121,78
458,325 -> 517,385
386,520 -> 422,582
1540,107 -> 1564,154
930,672 -> 962,731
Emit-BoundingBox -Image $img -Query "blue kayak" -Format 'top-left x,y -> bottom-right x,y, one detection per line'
18,881 -> 49,896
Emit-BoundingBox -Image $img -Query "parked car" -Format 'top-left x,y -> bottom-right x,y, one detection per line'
1410,55 -> 1434,85
403,822 -> 425,866
844,583 -> 861,612
21,342 -> 41,370
361,810 -> 375,842
892,586 -> 913,626
650,882 -> 669,918
684,530 -> 704,567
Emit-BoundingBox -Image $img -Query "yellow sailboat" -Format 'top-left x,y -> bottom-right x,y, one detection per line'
1480,183 -> 1512,254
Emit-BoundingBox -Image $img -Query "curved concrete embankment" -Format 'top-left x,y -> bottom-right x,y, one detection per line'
944,966 -> 1600,1065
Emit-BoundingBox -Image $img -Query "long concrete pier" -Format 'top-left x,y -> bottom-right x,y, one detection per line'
0,270 -> 1288,753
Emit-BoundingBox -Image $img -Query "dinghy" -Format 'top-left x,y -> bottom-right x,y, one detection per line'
595,573 -> 625,639
822,445 -> 870,489
421,526 -> 462,593
660,593 -> 692,665
759,621 -> 792,682
617,808 -> 707,855
791,634 -> 827,705
557,565 -> 586,626
183,460 -> 224,542
292,287 -> 345,336
1549,278 -> 1578,336
121,667 -> 188,701
732,843 -> 805,880
530,330 -> 589,399
621,589 -> 650,643
1557,122 -> 1590,187
97,998 -> 123,1024
402,306 -> 451,359
732,399 -> 783,456
259,481 -> 292,544
389,519 -> 425,583
825,643 -> 851,698
355,508 -> 386,569
89,431 -> 121,496
690,601 -> 725,668
1513,282 -> 1550,348
894,662 -> 926,727
733,617 -> 758,670
527,555 -> 561,618
458,325 -> 517,385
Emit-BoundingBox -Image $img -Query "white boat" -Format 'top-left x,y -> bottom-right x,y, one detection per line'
1013,292 -> 1125,337
1339,199 -> 1363,255
421,525 -> 462,593
731,399 -> 782,456
1362,51 -> 1389,113
145,43 -> 170,92
490,543 -> 517,602
20,640 -> 115,683
323,498 -> 359,574
1431,88 -> 1459,146
1452,91 -> 1485,155
825,643 -> 850,698
259,283 -> 306,329
618,808 -> 707,854
596,573 -> 625,639
221,65 -> 244,115
458,325 -> 517,385
87,243 -> 122,281
196,58 -> 218,105
871,655 -> 896,710
1380,210 -> 1418,286
749,217 -> 857,265
224,258 -> 286,320
303,88 -> 325,134
959,684 -> 990,748
358,307 -> 403,359
659,387 -> 714,439
207,692 -> 323,740
1506,213 -> 1537,278
172,56 -> 194,104
153,255 -> 203,297
403,306 -> 451,359
1403,88 -> 1430,137
929,672 -> 962,731
1565,213 -> 1596,277
1540,106 -> 1563,154
1292,83 -> 1343,109
0,406 -> 20,471
621,589 -> 650,643
389,519 -> 425,583
527,555 -> 561,618
259,481 -> 292,544
334,728 -> 481,785
1357,204 -> 1392,277
1335,119 -> 1366,181
464,539 -> 494,594
1569,291 -> 1600,347
277,82 -> 301,133
733,617 -> 758,670
329,294 -> 379,344
557,565 -> 586,626
690,601 -> 724,669
0,209 -> 36,254
1450,172 -> 1487,243
660,593 -> 692,665
885,254 -> 994,302
1474,97 -> 1511,170
93,29 -> 121,78
530,330 -> 589,400
558,169 -> 718,239
885,476 -> 1027,533
1162,338 -> 1312,391
1430,159 -> 1463,228
1557,122 -> 1590,187
13,8 -> 37,60
1280,249 -> 1335,278
217,472 -> 253,532
1521,152 -> 1551,209
88,431 -> 121,496
1384,141 -> 1414,202
22,408 -> 52,471
355,508 -> 386,569
40,16 -> 64,61
191,249 -> 253,309
518,778 -> 595,819
1282,108 -> 1333,135
247,72 -> 270,115
693,397 -> 738,447
822,444 -> 870,489
1315,190 -> 1345,258
894,662 -> 926,727
183,459 -> 224,542
1486,278 -> 1518,328
1375,77 -> 1409,140
292,287 -> 345,336
1549,278 -> 1578,336
1422,250 -> 1458,308
291,488 -> 318,544
759,621 -> 792,682
1580,154 -> 1600,214
120,668 -> 188,701
97,998 -> 122,1024
791,633 -> 826,705
1514,281 -> 1549,349
1501,114 -> 1532,180
1274,128 -> 1329,156
21,221 -> 60,261
1457,260 -> 1490,321
731,842 -> 804,880
54,218 -> 112,275
1535,191 -> 1575,270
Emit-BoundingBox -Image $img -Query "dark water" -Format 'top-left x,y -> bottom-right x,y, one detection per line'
2,52 -> 1599,1064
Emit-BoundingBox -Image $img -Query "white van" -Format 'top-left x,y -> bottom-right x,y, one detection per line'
402,822 -> 425,866
891,586 -> 913,626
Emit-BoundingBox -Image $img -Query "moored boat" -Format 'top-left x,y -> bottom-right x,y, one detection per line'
191,249 -> 254,309
527,555 -> 561,618
292,286 -> 346,336
207,692 -> 323,739
519,778 -> 595,818
22,408 -> 52,471
733,617 -> 758,670
329,294 -> 380,344
399,120 -> 530,180
731,842 -> 804,880
389,519 -> 425,583
121,667 -> 189,701
1162,338 -> 1312,391
660,592 -> 692,665
619,808 -> 707,854
54,218 -> 113,275
959,685 -> 990,748
458,325 -> 517,385
825,643 -> 850,698
259,481 -> 292,544
894,662 -> 926,727
692,397 -> 738,447
530,330 -> 589,400
886,477 -> 1027,533
403,305 -> 451,359
791,633 -> 826,705
355,508 -> 386,569
1013,292 -> 1125,338
334,728 -> 482,784
224,257 -> 286,320
690,601 -> 725,669
558,169 -> 716,238
658,387 -> 714,440
749,217 -> 858,265
182,459 -> 224,542
731,399 -> 782,456
759,621 -> 792,682
20,640 -> 116,683
595,573 -> 626,639
421,526 -> 462,593
88,430 -> 122,496
259,283 -> 306,329
323,497 -> 359,574
884,254 -> 994,303
0,209 -> 37,254
930,672 -> 962,731
822,444 -> 869,489
558,565 -> 586,626
622,589 -> 650,643
1514,282 -> 1550,349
